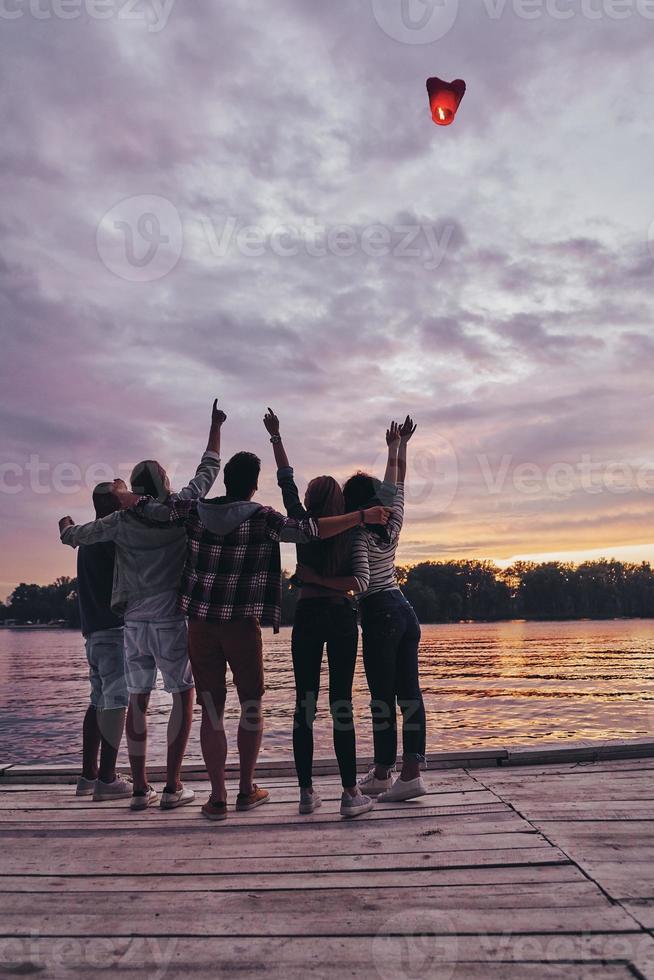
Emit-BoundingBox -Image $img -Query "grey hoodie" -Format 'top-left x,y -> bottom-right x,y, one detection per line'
61,452 -> 221,614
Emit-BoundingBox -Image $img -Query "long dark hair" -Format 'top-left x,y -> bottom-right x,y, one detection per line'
343,471 -> 391,544
304,476 -> 351,576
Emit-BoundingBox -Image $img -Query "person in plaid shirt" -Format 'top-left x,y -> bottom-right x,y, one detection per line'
121,411 -> 390,822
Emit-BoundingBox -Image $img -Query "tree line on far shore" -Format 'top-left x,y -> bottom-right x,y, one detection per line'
397,559 -> 654,622
5,560 -> 654,627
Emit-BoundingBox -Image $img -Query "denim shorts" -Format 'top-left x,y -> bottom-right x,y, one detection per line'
85,627 -> 128,710
124,618 -> 194,695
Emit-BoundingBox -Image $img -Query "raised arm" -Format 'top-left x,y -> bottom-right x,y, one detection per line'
174,400 -> 225,502
398,414 -> 417,485
264,408 -> 306,519
59,511 -> 121,548
263,408 -> 290,470
384,420 -> 401,487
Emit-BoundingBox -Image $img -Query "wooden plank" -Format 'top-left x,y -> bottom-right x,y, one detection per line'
0,868 -> 590,894
0,828 -> 545,855
623,903 -> 654,930
0,829 -> 548,863
0,936 -> 640,980
0,811 -> 531,850
502,802 -> 654,821
0,893 -> 638,936
505,739 -> 654,767
0,774 -> 484,808
0,799 -> 510,832
0,845 -> 568,877
530,822 -> 654,848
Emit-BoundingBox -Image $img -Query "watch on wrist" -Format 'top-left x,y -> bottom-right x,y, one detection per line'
270,435 -> 282,445
359,509 -> 366,525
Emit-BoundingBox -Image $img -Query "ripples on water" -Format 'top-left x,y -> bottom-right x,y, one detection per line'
0,620 -> 652,766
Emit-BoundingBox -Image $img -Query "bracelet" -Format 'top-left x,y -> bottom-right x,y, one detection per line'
270,435 -> 282,445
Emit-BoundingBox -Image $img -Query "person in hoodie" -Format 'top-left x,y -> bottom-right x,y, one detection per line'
73,481 -> 132,804
123,414 -> 391,823
59,400 -> 223,812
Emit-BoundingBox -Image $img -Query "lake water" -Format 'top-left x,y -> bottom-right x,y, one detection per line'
0,620 -> 652,767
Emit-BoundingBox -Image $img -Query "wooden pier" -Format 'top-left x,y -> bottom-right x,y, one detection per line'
1,745 -> 653,978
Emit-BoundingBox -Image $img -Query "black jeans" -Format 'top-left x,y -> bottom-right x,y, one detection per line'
361,589 -> 426,769
291,598 -> 359,789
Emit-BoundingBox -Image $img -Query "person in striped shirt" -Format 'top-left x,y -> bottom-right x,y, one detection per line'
295,418 -> 427,801
344,416 -> 427,802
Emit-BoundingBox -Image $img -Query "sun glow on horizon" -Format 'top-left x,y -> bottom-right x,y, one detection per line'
493,542 -> 654,569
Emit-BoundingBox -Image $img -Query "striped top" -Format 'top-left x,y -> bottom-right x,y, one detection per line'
352,484 -> 405,597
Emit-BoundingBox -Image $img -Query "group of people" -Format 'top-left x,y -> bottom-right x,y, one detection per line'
59,401 -> 426,820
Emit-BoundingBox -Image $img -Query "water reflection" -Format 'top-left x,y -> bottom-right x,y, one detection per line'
0,619 -> 652,765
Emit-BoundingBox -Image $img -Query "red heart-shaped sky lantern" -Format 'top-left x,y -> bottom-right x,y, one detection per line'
426,77 -> 466,126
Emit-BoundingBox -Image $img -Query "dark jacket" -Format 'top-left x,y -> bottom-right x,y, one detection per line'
77,542 -> 124,637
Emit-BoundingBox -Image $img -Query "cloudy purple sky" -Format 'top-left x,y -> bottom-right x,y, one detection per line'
2,0 -> 654,596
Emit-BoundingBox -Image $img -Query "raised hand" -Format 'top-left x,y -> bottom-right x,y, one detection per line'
386,421 -> 401,449
212,400 -> 227,427
263,408 -> 280,438
399,415 -> 417,443
59,516 -> 74,534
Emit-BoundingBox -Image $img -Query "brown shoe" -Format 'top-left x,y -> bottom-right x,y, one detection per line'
201,799 -> 228,821
235,784 -> 270,811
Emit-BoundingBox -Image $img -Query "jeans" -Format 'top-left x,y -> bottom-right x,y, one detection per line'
291,598 -> 359,789
361,589 -> 426,769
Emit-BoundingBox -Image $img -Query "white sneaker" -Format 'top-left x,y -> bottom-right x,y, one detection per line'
160,785 -> 195,810
358,767 -> 393,796
93,775 -> 133,802
130,785 -> 158,810
75,776 -> 96,797
377,776 -> 427,802
299,788 -> 322,815
340,791 -> 375,819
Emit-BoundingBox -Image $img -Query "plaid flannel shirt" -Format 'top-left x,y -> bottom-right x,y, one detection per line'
135,496 -> 318,632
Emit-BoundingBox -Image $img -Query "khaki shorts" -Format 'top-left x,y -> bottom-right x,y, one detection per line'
187,617 -> 265,712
